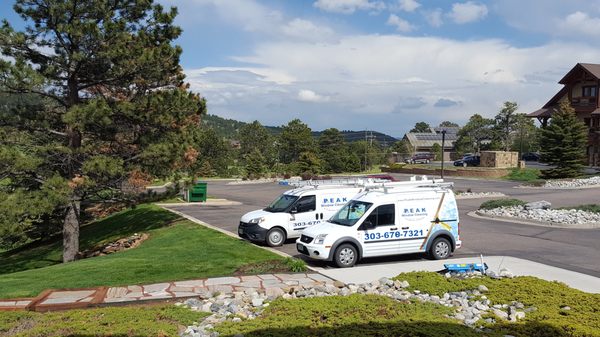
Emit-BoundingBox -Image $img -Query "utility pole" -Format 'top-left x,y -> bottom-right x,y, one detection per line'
441,130 -> 446,179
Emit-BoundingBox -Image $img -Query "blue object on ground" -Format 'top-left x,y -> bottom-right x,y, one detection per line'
278,180 -> 289,185
444,263 -> 488,273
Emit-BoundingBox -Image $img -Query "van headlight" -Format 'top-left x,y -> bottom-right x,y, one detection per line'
314,234 -> 328,244
248,217 -> 265,225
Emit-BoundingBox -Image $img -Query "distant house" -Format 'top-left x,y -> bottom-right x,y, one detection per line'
403,127 -> 458,160
528,63 -> 600,166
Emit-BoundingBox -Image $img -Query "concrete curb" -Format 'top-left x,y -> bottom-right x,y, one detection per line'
468,211 -> 600,229
155,199 -> 242,207
514,184 -> 600,190
455,193 -> 506,200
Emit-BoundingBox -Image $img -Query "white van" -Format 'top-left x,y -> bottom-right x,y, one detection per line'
238,184 -> 367,246
296,178 -> 461,267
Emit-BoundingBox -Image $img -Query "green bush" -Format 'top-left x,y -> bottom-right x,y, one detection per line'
504,168 -> 542,182
285,257 -> 308,272
388,162 -> 405,170
559,204 -> 600,214
479,198 -> 526,210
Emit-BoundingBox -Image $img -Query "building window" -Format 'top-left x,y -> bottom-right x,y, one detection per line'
582,86 -> 597,97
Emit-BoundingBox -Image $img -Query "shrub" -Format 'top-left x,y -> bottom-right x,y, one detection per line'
479,198 -> 526,210
285,257 -> 307,272
559,204 -> 600,214
504,168 -> 542,182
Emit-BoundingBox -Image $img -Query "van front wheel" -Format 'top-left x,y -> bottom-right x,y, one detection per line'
430,237 -> 451,260
334,243 -> 357,268
266,228 -> 286,247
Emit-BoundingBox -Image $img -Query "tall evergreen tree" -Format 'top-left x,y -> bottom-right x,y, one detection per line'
410,121 -> 431,133
239,120 -> 275,166
0,1 -> 205,260
493,101 -> 519,151
278,119 -> 314,164
539,102 -> 588,178
318,128 -> 348,173
455,114 -> 494,154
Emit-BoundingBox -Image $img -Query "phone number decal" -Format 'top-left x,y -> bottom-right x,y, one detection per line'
364,229 -> 424,241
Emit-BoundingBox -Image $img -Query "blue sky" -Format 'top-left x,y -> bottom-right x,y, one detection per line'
4,0 -> 600,137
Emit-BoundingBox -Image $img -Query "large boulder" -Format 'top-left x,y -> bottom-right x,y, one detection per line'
524,200 -> 551,210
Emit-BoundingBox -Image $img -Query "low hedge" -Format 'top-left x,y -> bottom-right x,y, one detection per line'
479,198 -> 526,210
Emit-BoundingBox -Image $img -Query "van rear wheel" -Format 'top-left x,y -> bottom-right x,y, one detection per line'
429,237 -> 451,260
266,228 -> 286,247
334,243 -> 357,268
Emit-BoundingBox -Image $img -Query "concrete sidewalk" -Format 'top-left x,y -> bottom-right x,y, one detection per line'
314,256 -> 600,294
0,273 -> 333,312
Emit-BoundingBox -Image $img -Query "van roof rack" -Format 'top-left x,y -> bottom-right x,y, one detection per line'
283,175 -> 453,190
363,176 -> 454,193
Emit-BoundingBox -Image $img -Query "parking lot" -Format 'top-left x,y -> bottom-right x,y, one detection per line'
165,175 -> 600,276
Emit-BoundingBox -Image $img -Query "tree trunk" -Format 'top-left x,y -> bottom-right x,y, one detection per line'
62,198 -> 81,262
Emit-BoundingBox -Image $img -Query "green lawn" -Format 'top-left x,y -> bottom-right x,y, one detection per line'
503,167 -> 542,182
214,273 -> 600,337
0,204 -> 283,299
0,303 -> 207,337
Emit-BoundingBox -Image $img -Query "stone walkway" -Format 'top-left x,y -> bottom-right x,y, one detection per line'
0,273 -> 333,312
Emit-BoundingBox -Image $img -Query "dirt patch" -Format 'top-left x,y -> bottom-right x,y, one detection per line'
0,317 -> 37,337
76,233 -> 149,259
233,260 -> 291,275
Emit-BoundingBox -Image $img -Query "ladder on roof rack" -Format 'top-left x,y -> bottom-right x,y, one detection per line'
284,177 -> 389,187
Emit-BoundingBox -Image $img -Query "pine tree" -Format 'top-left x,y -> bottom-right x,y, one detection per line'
539,101 -> 588,178
0,1 -> 205,260
245,149 -> 266,179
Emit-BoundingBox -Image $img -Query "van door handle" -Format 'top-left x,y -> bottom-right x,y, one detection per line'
320,213 -> 324,220
315,213 -> 319,220
401,227 -> 409,230
390,227 -> 398,231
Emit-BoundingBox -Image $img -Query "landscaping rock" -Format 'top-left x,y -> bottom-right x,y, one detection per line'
524,200 -> 551,210
478,285 -> 488,293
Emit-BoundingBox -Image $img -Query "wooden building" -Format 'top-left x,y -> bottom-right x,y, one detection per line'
528,63 -> 600,166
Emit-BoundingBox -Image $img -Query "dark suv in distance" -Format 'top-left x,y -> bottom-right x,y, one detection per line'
453,155 -> 480,167
406,152 -> 435,164
521,152 -> 541,161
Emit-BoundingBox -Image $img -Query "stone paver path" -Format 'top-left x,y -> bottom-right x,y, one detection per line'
0,273 -> 333,312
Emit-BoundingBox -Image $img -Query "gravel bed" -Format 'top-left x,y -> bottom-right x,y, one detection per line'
477,205 -> 600,225
542,176 -> 600,189
179,271 -> 529,337
455,192 -> 505,199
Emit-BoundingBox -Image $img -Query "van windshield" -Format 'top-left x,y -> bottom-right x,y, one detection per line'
264,194 -> 298,213
329,200 -> 373,227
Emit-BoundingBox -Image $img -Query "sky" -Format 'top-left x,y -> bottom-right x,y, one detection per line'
4,0 -> 600,137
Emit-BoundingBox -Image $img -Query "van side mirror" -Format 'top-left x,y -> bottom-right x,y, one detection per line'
362,220 -> 375,229
290,207 -> 298,214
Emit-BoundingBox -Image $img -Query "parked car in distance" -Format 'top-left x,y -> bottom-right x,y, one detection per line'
453,155 -> 480,167
521,152 -> 541,161
406,152 -> 434,164
366,174 -> 398,181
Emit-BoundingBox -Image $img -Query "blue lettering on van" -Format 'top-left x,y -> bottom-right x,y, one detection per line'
402,207 -> 428,218
322,197 -> 348,205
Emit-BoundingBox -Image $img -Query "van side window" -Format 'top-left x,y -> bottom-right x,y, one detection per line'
295,195 -> 316,213
364,204 -> 395,227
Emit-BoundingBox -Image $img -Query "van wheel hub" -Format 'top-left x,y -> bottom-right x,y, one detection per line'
339,248 -> 355,265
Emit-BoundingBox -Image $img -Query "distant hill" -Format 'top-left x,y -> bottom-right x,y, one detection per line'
202,114 -> 398,145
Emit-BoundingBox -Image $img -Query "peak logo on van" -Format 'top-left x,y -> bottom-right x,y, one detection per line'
322,197 -> 348,207
401,207 -> 428,221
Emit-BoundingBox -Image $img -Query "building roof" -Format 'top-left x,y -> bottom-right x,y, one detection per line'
559,63 -> 600,84
405,132 -> 458,148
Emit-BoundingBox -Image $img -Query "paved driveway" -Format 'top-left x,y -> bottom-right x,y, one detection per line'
165,176 -> 600,277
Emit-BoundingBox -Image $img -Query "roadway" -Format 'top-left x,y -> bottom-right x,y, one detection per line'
165,175 -> 600,277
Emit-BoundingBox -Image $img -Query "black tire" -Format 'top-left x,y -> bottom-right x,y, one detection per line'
266,228 -> 286,247
429,237 -> 451,260
333,243 -> 358,268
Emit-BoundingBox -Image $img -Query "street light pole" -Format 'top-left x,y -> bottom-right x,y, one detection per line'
441,130 -> 446,179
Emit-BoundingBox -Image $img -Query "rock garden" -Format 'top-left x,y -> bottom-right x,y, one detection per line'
476,199 -> 600,227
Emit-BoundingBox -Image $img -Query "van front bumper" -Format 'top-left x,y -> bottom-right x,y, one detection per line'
238,222 -> 268,242
296,241 -> 331,261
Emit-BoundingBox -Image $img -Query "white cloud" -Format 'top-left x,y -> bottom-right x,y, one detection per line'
448,1 -> 488,24
396,0 -> 420,12
282,18 -> 337,42
386,14 -> 415,32
559,12 -> 600,38
298,89 -> 331,102
313,0 -> 385,14
189,33 -> 600,135
424,8 -> 443,27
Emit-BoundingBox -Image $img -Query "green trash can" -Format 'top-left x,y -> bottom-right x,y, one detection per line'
188,181 -> 207,202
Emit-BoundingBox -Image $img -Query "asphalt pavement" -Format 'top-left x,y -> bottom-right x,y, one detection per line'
164,175 -> 600,278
